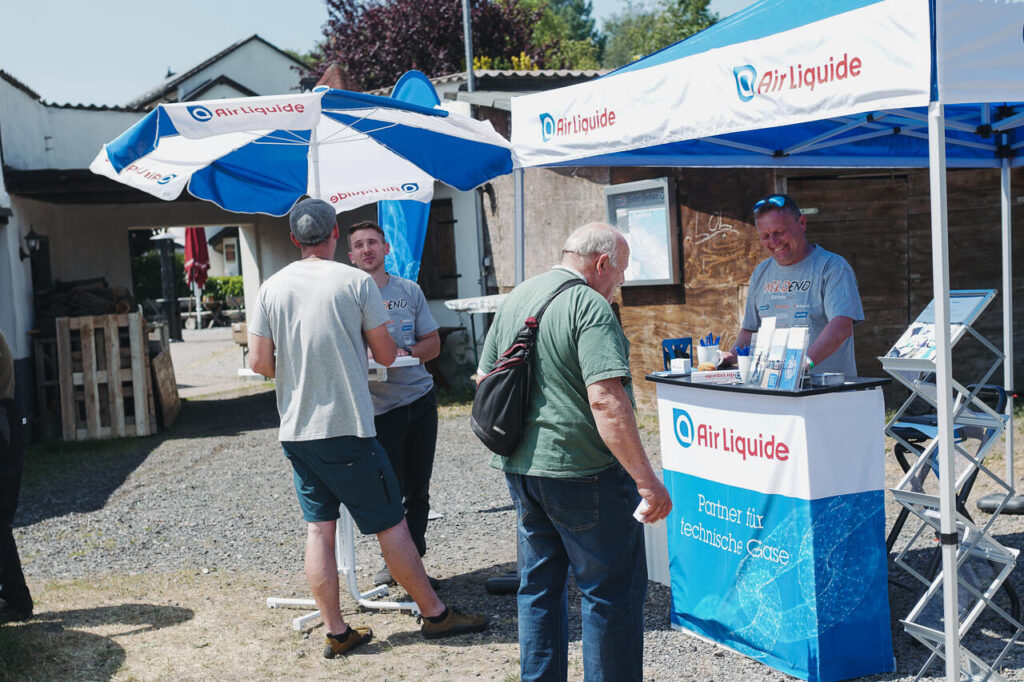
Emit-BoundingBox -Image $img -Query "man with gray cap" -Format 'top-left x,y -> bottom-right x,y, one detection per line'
249,198 -> 488,659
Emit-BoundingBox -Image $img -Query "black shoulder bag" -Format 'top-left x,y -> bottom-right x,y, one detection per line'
470,278 -> 584,457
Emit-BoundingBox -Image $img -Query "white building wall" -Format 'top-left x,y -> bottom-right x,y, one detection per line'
194,82 -> 257,101
177,40 -> 302,99
0,104 -> 32,362
0,79 -> 142,171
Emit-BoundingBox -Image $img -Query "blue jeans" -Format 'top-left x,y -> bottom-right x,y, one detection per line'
506,464 -> 647,682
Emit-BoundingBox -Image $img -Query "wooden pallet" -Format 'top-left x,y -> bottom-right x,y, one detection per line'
55,312 -> 157,440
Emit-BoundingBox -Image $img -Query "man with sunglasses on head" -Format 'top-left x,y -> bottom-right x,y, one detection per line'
722,193 -> 864,376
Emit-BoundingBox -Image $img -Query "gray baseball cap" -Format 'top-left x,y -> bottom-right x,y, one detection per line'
289,198 -> 337,245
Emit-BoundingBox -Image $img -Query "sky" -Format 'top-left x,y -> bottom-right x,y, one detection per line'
0,0 -> 755,107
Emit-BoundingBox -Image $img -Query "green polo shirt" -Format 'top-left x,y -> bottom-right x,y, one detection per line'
477,267 -> 633,478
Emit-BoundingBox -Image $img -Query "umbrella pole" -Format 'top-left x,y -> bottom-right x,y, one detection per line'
194,282 -> 203,329
309,125 -> 320,200
928,100 -> 961,681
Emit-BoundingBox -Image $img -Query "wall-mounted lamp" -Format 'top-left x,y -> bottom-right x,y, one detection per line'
19,225 -> 42,260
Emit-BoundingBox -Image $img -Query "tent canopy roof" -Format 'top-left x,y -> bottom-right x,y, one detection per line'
511,0 -> 1024,170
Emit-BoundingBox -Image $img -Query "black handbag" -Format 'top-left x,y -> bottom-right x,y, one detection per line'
470,278 -> 584,457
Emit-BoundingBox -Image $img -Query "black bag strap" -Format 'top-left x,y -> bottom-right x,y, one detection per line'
530,277 -> 586,324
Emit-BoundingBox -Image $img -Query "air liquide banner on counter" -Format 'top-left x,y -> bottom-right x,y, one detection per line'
656,383 -> 894,682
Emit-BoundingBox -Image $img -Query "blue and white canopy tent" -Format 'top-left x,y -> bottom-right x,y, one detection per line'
512,0 -> 1020,678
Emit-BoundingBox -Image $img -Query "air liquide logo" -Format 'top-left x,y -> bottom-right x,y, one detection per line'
329,182 -> 419,204
673,408 -> 694,448
539,113 -> 555,142
538,108 -> 615,143
733,65 -> 757,102
732,52 -> 864,102
674,409 -> 791,463
187,102 -> 306,122
188,105 -> 213,122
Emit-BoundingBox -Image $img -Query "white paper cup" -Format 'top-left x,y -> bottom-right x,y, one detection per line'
696,345 -> 720,368
669,357 -> 690,374
737,355 -> 752,383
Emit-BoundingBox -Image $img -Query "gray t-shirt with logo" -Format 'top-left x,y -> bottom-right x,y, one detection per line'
741,244 -> 864,377
249,260 -> 389,441
369,275 -> 439,415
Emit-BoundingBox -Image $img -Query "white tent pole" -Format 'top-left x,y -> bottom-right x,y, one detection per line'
309,124 -> 321,200
928,100 -> 961,681
1000,156 -> 1015,486
514,168 -> 525,285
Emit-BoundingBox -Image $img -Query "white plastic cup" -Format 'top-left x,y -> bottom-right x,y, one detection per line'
696,345 -> 721,368
669,357 -> 690,374
737,355 -> 752,383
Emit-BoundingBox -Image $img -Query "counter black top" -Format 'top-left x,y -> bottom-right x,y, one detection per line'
644,374 -> 889,397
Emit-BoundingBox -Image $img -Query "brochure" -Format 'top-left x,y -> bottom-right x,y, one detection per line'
777,327 -> 808,391
748,317 -> 776,386
762,328 -> 789,389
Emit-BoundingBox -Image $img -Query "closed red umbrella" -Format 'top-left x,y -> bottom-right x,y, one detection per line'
184,227 -> 210,290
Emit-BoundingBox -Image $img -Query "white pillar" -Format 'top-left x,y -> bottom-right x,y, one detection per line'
239,223 -> 262,323
513,168 -> 525,285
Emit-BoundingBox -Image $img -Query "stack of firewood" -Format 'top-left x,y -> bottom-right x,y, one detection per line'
34,278 -> 136,336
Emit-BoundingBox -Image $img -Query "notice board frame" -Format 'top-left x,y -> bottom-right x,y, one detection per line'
604,177 -> 680,286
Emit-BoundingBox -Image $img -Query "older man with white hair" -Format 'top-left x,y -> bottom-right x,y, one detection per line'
477,222 -> 671,682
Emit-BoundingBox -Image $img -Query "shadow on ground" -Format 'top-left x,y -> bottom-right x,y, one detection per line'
17,390 -> 277,526
0,603 -> 192,682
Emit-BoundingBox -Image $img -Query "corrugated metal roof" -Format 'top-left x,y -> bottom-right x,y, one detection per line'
367,69 -> 607,96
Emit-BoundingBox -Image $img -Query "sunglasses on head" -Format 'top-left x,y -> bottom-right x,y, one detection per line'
753,194 -> 799,215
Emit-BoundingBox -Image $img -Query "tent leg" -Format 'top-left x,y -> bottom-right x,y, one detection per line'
513,168 -> 525,285
1000,158 -> 1015,488
928,100 -> 961,682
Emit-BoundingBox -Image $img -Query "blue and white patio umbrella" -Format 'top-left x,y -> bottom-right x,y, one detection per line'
90,87 -> 514,216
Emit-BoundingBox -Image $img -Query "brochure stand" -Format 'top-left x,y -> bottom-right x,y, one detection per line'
880,290 -> 1022,679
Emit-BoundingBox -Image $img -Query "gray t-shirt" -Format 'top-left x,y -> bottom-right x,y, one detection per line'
741,244 -> 864,377
249,260 -> 389,441
369,275 -> 439,414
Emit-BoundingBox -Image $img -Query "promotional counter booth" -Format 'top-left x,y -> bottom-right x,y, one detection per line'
648,375 -> 892,681
510,1 -> 1020,678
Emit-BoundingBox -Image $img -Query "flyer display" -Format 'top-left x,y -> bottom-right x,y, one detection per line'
655,381 -> 894,682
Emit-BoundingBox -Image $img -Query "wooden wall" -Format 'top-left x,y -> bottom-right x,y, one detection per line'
485,165 -> 1024,413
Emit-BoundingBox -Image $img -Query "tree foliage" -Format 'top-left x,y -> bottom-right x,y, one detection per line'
526,0 -> 604,69
603,0 -> 717,69
309,0 -> 717,88
311,0 -> 543,91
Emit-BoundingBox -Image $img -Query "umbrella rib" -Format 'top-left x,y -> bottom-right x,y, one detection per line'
318,121 -> 402,145
252,130 -> 310,144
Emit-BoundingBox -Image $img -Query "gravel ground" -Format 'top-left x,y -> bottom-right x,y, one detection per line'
13,376 -> 1024,680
